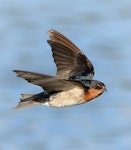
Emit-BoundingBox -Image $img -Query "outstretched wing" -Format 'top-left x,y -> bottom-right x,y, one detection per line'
14,70 -> 84,93
47,29 -> 94,80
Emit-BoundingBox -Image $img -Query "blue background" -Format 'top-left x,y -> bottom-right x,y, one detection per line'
0,0 -> 131,150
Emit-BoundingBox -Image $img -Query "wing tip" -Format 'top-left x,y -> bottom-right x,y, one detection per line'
47,40 -> 53,45
13,70 -> 22,77
13,70 -> 18,73
47,29 -> 56,36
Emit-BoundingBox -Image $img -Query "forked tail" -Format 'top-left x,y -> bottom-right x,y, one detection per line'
13,92 -> 49,110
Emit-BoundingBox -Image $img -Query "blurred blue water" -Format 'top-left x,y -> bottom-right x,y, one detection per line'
0,0 -> 131,150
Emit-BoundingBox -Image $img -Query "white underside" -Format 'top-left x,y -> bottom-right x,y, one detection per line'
42,87 -> 85,107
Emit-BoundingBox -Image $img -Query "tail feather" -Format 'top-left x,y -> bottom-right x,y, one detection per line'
21,94 -> 34,98
13,92 -> 49,110
12,100 -> 40,110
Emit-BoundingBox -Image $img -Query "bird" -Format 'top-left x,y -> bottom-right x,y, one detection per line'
13,29 -> 106,109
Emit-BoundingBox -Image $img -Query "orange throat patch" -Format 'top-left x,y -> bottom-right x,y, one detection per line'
83,88 -> 103,102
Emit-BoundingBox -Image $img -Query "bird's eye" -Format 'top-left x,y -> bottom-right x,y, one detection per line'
96,83 -> 102,89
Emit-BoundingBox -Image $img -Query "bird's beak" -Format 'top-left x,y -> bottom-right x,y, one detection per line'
104,86 -> 107,91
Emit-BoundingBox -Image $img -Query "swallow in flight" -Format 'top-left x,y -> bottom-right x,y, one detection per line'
13,29 -> 106,109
